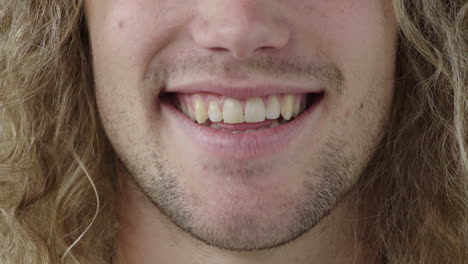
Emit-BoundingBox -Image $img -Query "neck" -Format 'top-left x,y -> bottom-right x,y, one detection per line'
115,165 -> 374,264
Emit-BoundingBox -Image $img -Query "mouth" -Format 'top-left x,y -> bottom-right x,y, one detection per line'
158,89 -> 324,159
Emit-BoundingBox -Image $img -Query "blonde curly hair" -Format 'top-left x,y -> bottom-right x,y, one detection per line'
0,0 -> 466,263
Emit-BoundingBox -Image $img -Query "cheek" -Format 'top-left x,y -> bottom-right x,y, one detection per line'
323,1 -> 396,117
88,0 -> 192,85
299,0 -> 397,77
287,0 -> 397,122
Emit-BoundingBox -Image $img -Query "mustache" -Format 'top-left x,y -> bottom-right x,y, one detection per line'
145,54 -> 344,94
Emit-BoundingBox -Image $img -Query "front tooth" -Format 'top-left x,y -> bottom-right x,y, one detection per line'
245,97 -> 266,123
194,97 -> 208,124
292,96 -> 301,118
281,95 -> 294,120
208,101 -> 223,122
266,95 -> 280,119
223,98 -> 244,124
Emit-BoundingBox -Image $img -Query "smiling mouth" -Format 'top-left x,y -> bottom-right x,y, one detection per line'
160,92 -> 324,133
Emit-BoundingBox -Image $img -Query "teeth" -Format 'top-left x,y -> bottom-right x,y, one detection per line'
194,97 -> 208,124
208,101 -> 223,122
180,104 -> 189,117
187,105 -> 196,121
230,129 -> 261,134
223,98 -> 244,124
244,97 -> 266,123
281,95 -> 294,120
265,95 -> 281,119
269,120 -> 280,128
177,93 -> 310,125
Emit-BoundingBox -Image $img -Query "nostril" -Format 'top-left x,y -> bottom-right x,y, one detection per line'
210,47 -> 229,53
190,4 -> 291,60
257,45 -> 278,52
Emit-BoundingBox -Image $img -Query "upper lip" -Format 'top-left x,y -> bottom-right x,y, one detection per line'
161,81 -> 323,99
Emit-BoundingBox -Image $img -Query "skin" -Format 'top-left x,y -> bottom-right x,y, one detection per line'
84,0 -> 398,263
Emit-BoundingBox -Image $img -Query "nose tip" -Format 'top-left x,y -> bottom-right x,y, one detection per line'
191,2 -> 290,58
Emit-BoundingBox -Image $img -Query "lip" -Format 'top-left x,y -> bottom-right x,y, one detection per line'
162,81 -> 323,99
159,93 -> 323,160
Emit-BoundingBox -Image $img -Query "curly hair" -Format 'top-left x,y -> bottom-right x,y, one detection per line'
0,0 -> 466,263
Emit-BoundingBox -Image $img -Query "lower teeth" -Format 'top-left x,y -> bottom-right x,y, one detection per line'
229,128 -> 267,134
202,118 -> 288,134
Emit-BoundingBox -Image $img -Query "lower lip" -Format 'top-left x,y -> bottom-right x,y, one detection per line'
159,97 -> 322,160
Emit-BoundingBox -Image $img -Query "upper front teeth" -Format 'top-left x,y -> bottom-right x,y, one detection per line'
244,97 -> 266,123
223,98 -> 244,123
177,93 -> 308,124
194,97 -> 208,124
265,95 -> 280,119
281,95 -> 294,121
208,101 -> 223,122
